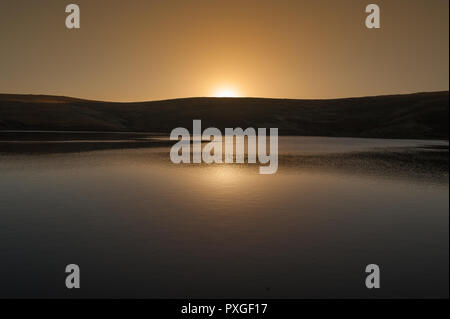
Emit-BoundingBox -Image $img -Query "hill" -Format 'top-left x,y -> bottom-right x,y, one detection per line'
0,91 -> 448,139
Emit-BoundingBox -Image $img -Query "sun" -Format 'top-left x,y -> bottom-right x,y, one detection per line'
212,86 -> 240,98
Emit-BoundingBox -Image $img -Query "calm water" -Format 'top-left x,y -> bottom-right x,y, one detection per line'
0,137 -> 448,298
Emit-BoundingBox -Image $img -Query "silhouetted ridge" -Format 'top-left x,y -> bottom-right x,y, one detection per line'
0,91 -> 448,139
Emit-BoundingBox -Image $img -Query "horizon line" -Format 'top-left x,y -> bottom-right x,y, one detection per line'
0,90 -> 448,104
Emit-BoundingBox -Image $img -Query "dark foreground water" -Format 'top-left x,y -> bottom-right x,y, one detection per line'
0,136 -> 448,298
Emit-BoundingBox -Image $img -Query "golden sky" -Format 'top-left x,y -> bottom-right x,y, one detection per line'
0,0 -> 448,101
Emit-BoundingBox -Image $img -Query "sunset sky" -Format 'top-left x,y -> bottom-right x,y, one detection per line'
0,0 -> 448,101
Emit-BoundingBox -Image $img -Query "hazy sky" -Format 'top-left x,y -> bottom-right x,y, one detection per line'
0,0 -> 448,101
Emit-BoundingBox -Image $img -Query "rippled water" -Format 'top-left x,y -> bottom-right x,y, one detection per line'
0,137 -> 448,298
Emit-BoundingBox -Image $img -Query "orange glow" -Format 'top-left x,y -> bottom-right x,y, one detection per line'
212,86 -> 240,98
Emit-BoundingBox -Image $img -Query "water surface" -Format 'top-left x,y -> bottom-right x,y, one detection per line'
0,137 -> 448,298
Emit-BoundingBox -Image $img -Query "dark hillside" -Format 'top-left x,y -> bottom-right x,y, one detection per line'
0,91 -> 448,139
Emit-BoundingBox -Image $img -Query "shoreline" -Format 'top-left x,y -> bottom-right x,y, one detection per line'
1,130 -> 449,141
